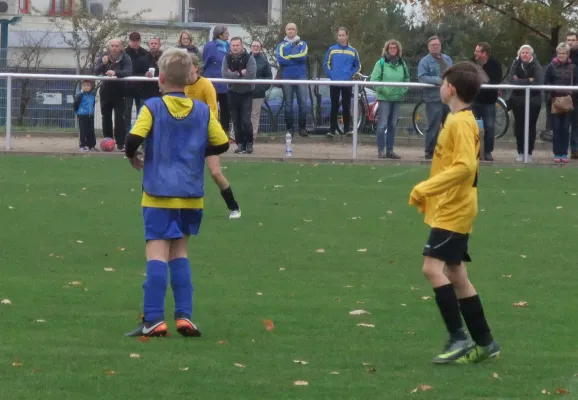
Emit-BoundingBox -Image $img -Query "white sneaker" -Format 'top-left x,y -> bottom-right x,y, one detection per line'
229,210 -> 241,219
516,154 -> 523,162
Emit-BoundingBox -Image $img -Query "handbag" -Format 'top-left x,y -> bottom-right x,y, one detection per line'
551,66 -> 574,115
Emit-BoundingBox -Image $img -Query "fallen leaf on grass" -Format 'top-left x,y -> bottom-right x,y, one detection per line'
12,360 -> 23,367
400,303 -> 407,307
256,292 -> 263,296
263,319 -> 275,332
330,371 -> 340,375
492,372 -> 502,380
75,240 -> 83,244
520,254 -> 527,259
513,301 -> 528,307
273,185 -> 284,188
32,368 -> 40,373
387,210 -> 393,214
357,248 -> 367,252
82,187 -> 87,191
279,267 -> 286,271
421,296 -> 432,301
129,353 -> 140,359
234,363 -> 245,368
407,331 -> 415,335
59,193 -> 67,197
1,299 -> 12,305
502,274 -> 512,278
555,388 -> 569,395
356,300 -> 364,304
343,285 -> 353,288
303,219 -> 313,223
357,323 -> 375,328
366,366 -> 377,373
410,384 -> 433,393
69,281 -> 82,286
179,367 -> 189,371
8,206 -> 14,209
349,310 -> 370,316
34,319 -> 46,323
410,286 -> 420,291
103,268 -> 115,272
316,248 -> 325,253
105,370 -> 116,375
542,389 -> 549,394
217,340 -> 227,345
293,380 -> 308,386
557,206 -> 563,209
293,360 -> 309,365
118,247 -> 126,251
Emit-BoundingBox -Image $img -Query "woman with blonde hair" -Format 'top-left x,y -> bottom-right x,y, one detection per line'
508,44 -> 543,162
184,55 -> 241,219
176,30 -> 201,58
369,39 -> 410,159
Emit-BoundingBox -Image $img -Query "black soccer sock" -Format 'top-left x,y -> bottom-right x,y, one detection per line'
220,186 -> 239,211
434,284 -> 466,339
459,295 -> 493,347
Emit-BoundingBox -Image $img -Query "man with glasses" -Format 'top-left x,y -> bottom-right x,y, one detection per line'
418,36 -> 453,159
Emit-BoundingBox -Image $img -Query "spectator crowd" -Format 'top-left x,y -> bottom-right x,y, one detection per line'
73,25 -> 578,163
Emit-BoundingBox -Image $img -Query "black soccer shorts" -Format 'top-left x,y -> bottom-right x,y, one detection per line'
423,228 -> 472,266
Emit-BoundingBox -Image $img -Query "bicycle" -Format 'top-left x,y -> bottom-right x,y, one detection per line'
336,73 -> 379,134
411,96 -> 510,139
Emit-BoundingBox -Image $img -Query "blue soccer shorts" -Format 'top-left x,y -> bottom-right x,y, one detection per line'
142,207 -> 203,241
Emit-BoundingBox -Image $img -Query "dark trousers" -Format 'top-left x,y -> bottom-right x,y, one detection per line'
472,103 -> 496,153
124,95 -> 143,134
552,112 -> 571,156
217,93 -> 231,133
78,115 -> 96,149
512,102 -> 541,155
228,91 -> 253,146
329,85 -> 352,133
101,96 -> 126,149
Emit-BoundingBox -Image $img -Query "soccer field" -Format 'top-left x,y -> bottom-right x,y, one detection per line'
1,155 -> 577,399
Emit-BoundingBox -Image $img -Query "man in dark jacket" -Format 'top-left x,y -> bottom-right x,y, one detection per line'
250,40 -> 272,141
473,42 -> 503,161
94,38 -> 132,150
143,37 -> 162,100
566,32 -> 578,158
124,32 -> 149,135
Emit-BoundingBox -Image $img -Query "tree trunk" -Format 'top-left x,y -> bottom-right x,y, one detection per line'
550,25 -> 561,52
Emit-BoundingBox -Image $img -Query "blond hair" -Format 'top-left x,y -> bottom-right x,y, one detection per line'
382,39 -> 403,57
158,48 -> 192,86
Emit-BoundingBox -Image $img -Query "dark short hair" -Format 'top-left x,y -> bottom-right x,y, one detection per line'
442,61 -> 487,103
428,35 -> 441,44
476,42 -> 491,54
567,32 -> 577,39
230,36 -> 243,44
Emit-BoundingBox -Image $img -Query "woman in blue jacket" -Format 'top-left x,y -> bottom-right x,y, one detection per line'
323,27 -> 361,137
202,25 -> 231,134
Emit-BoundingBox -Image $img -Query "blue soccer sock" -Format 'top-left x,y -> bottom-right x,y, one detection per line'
169,258 -> 193,320
143,260 -> 168,323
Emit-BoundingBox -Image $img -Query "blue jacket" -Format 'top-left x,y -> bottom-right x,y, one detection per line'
275,38 -> 308,79
417,53 -> 453,102
73,90 -> 95,116
142,95 -> 208,198
322,43 -> 361,81
202,39 -> 230,94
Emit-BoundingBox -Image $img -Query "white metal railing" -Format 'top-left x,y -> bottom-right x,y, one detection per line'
0,72 -> 576,163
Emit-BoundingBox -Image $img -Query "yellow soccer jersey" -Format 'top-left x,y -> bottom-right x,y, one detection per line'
184,77 -> 218,116
130,94 -> 228,209
410,109 -> 479,234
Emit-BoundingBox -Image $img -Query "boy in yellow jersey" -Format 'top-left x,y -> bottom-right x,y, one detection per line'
409,61 -> 500,364
124,48 -> 229,338
185,55 -> 241,219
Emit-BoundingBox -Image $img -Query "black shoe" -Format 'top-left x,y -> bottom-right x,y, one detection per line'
246,143 -> 254,154
484,153 -> 494,161
326,131 -> 336,138
425,153 -> 433,160
125,320 -> 168,337
298,128 -> 308,137
234,144 -> 246,154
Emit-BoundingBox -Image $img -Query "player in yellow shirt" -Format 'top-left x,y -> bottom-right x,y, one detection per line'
185,55 -> 242,219
124,48 -> 230,338
409,61 -> 500,364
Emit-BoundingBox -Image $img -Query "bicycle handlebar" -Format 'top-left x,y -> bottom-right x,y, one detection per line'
356,73 -> 370,81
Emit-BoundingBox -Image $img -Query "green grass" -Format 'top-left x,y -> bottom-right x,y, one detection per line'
0,155 -> 577,399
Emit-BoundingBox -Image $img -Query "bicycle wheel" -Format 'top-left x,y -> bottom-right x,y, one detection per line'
412,100 -> 426,137
337,99 -> 366,134
494,98 -> 510,139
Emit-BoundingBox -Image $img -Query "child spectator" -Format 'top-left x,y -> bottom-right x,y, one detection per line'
73,80 -> 97,152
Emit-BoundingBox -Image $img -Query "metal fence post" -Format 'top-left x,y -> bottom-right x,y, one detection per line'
352,82 -> 359,159
5,75 -> 11,151
523,87 -> 530,163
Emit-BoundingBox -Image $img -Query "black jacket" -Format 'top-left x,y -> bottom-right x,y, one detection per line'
125,46 -> 150,97
252,53 -> 272,98
508,57 -> 544,107
474,57 -> 503,105
143,51 -> 162,100
94,50 -> 132,100
176,44 -> 201,59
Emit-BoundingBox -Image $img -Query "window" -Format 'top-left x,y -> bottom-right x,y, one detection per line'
186,0 -> 268,25
49,0 -> 73,15
19,0 -> 29,13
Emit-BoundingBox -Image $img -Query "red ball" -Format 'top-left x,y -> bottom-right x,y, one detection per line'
100,138 -> 116,152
